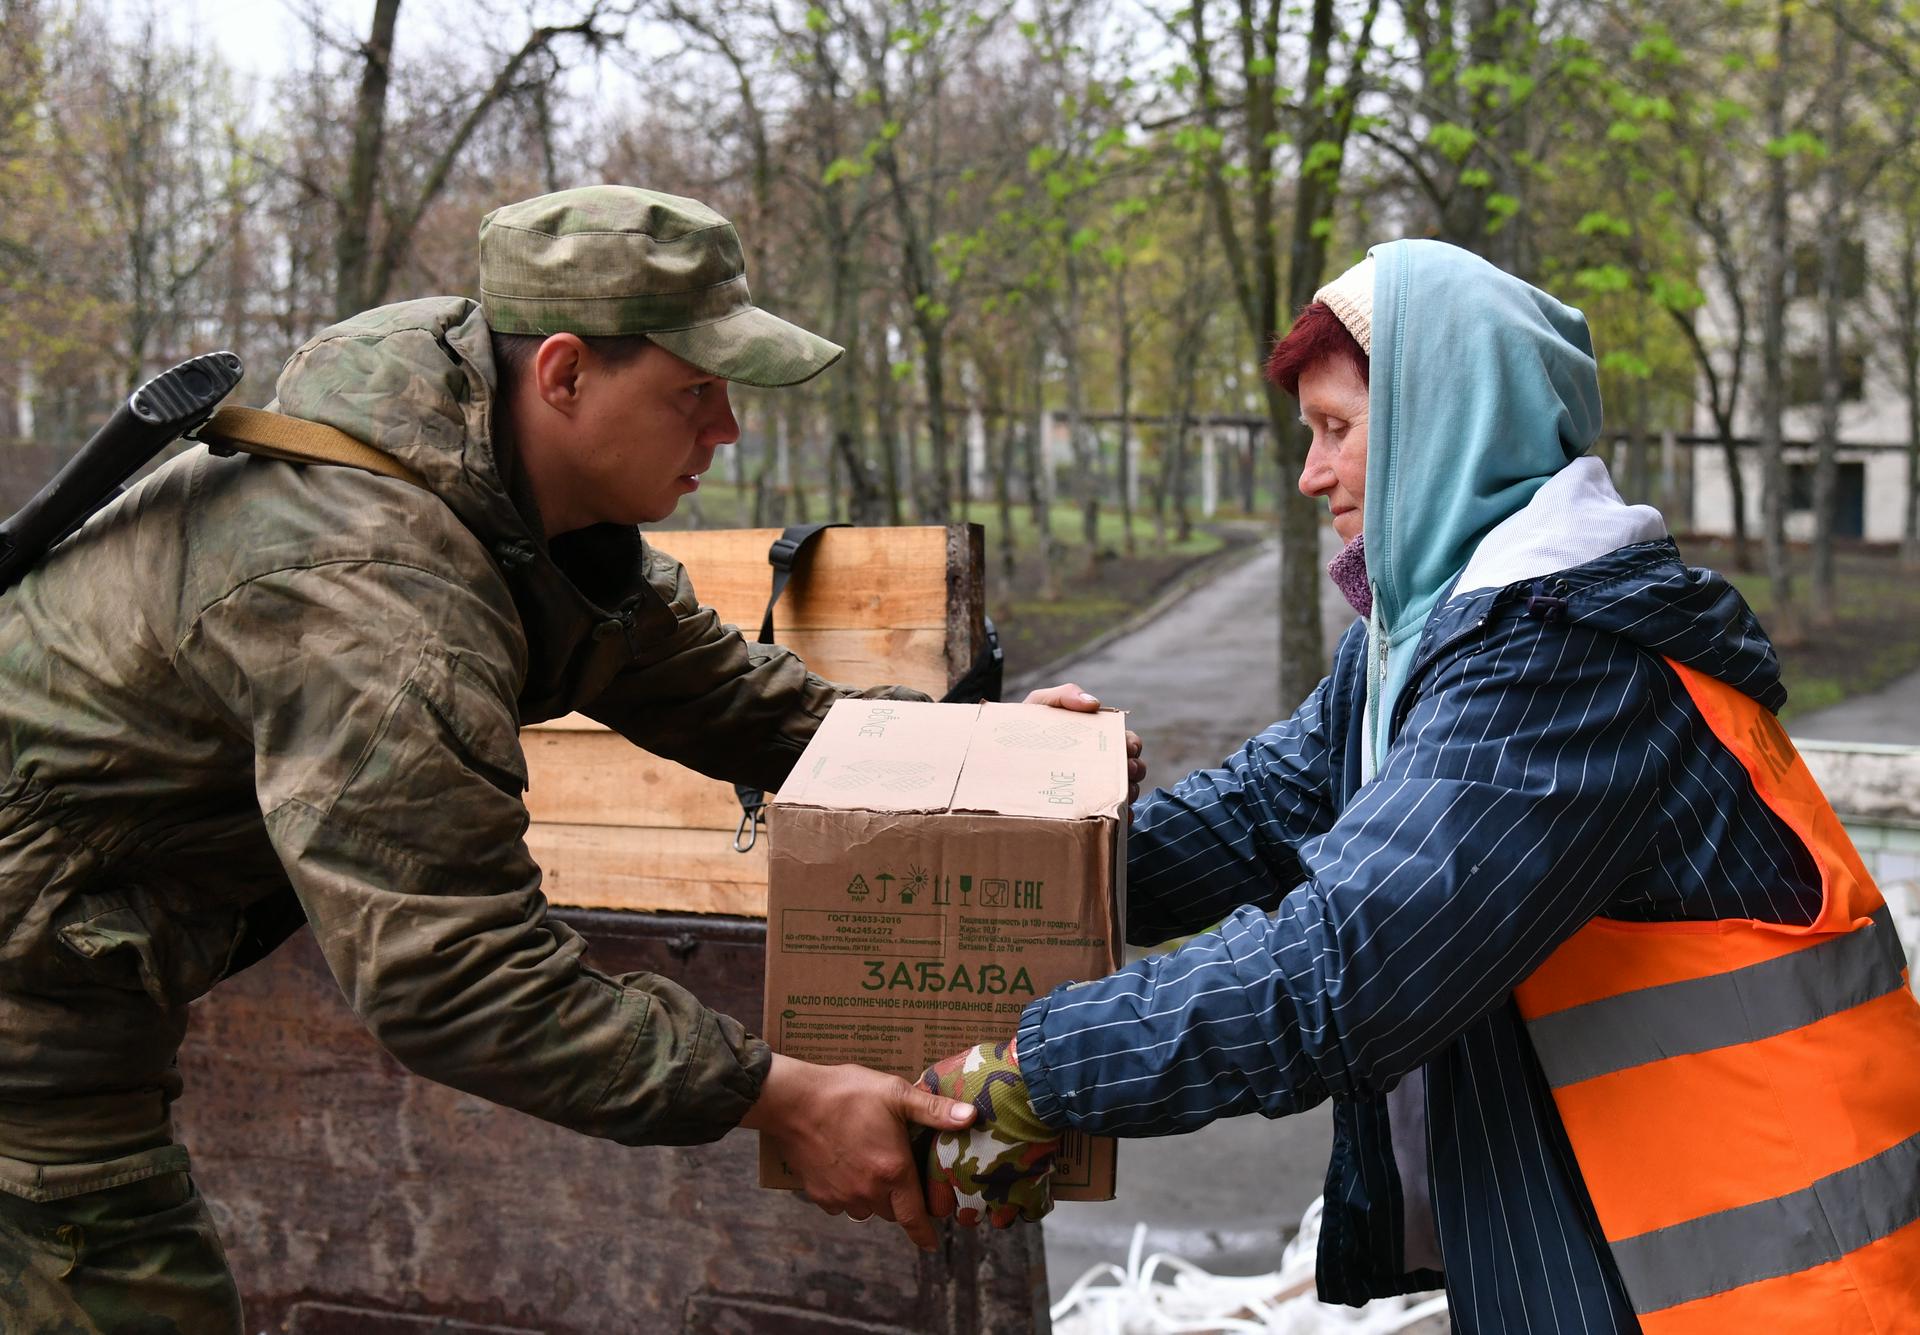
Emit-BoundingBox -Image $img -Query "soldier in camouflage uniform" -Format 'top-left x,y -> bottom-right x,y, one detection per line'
0,187 -> 983,1333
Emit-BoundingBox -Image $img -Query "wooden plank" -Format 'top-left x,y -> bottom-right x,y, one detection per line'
524,731 -> 742,829
528,822 -> 767,915
647,527 -> 953,631
526,524 -> 990,914
524,626 -> 954,735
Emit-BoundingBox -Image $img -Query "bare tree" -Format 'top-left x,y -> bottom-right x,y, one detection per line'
1758,0 -> 1799,642
327,0 -> 627,318
1809,21 -> 1852,623
1173,0 -> 1380,704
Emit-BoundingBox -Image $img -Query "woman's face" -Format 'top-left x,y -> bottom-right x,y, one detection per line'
1296,356 -> 1370,543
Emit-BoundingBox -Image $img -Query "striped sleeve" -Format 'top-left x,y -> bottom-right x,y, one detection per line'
1018,617 -> 1683,1137
1123,640 -> 1354,947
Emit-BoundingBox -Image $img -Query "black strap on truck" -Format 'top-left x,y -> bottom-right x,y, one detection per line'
730,522 -> 1003,853
733,522 -> 845,852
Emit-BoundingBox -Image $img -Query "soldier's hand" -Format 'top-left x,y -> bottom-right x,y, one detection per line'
741,1054 -> 974,1251
1023,682 -> 1147,811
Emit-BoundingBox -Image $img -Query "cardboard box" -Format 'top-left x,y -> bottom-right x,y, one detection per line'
759,699 -> 1126,1200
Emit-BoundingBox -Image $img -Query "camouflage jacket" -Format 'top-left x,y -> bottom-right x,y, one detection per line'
0,297 -> 909,1153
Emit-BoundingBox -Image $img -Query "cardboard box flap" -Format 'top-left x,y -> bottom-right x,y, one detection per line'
775,699 -> 973,813
949,703 -> 1130,820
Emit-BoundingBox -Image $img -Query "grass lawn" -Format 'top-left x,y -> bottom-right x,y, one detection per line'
1682,538 -> 1920,722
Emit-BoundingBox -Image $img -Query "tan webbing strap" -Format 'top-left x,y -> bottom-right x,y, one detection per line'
197,405 -> 428,490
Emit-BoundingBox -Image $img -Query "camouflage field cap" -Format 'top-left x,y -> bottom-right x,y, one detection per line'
479,185 -> 843,388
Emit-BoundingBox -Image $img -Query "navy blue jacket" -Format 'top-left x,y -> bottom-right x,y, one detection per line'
1017,539 -> 1822,1333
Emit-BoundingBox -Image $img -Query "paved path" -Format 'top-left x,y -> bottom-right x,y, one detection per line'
1789,667 -> 1920,746
1021,530 -> 1359,1301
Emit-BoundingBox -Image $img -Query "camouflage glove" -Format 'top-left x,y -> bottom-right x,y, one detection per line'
915,1037 -> 1062,1227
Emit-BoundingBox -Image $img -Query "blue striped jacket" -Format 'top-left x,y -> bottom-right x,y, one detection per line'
1016,537 -> 1824,1333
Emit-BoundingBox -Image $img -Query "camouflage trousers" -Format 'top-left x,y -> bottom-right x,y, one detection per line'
0,1144 -> 242,1335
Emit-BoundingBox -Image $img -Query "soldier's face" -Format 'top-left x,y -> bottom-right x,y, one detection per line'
567,344 -> 740,525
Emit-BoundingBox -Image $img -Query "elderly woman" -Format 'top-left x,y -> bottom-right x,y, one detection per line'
921,240 -> 1920,1333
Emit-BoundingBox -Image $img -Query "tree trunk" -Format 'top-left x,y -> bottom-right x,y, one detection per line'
1718,426 -> 1750,568
917,321 -> 952,522
784,399 -> 809,524
875,340 -> 903,525
1061,262 -> 1099,572
1626,379 -> 1653,503
1173,408 -> 1195,546
1274,0 -> 1377,702
1114,274 -> 1136,559
1810,24 -> 1849,624
1759,2 -> 1799,643
1671,302 -> 1752,568
1028,336 -> 1057,600
825,221 -> 881,525
335,0 -> 400,319
1902,203 -> 1920,570
996,413 -> 1018,584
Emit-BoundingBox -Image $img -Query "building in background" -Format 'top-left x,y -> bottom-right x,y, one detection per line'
1690,219 -> 1913,544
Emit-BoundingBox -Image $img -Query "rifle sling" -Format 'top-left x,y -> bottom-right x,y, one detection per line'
196,405 -> 428,490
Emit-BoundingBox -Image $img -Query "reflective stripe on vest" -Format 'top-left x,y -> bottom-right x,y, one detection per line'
1513,659 -> 1920,1334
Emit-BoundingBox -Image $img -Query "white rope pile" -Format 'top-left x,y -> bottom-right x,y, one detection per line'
1051,1197 -> 1449,1335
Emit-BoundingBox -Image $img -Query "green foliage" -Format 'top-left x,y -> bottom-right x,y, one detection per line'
1630,30 -> 1683,67
822,156 -> 869,186
1574,264 -> 1635,295
1766,130 -> 1827,160
1301,139 -> 1343,179
1711,96 -> 1750,129
1577,210 -> 1633,238
1601,349 -> 1653,379
1171,125 -> 1226,156
1648,273 -> 1705,314
1425,122 -> 1478,162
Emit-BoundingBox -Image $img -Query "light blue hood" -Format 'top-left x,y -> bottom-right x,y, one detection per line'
1361,240 -> 1605,768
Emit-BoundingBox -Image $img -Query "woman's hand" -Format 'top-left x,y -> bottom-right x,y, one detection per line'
1022,682 -> 1146,806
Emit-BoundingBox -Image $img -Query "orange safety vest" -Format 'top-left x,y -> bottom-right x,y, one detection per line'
1513,659 -> 1920,1334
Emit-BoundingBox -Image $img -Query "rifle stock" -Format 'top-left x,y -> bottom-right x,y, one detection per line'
0,351 -> 243,595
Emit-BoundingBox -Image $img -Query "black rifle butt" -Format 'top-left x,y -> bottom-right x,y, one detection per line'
0,351 -> 243,595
